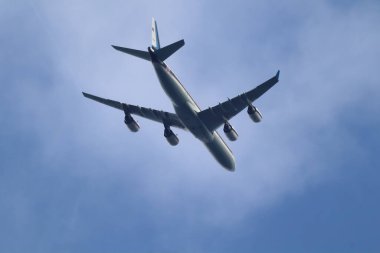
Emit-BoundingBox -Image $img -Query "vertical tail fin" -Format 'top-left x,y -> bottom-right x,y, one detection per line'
152,18 -> 160,50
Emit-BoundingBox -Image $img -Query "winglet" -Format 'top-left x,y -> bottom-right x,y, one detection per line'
275,70 -> 280,81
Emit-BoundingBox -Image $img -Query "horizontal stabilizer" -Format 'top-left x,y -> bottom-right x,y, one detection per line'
111,45 -> 151,61
155,39 -> 185,61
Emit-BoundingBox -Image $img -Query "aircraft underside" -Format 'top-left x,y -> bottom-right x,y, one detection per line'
82,18 -> 280,171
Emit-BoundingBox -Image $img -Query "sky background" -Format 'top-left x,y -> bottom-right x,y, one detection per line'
1,0 -> 380,252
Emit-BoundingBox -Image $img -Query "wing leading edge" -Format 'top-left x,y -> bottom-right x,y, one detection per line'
82,92 -> 185,129
198,71 -> 280,132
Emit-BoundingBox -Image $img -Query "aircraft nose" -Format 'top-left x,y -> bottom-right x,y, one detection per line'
222,157 -> 235,172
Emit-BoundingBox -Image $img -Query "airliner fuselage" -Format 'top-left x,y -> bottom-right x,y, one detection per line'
148,47 -> 236,170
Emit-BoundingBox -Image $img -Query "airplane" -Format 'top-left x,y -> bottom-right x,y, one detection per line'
82,18 -> 280,171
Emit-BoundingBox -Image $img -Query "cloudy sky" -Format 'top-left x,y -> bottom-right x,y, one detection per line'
1,0 -> 379,252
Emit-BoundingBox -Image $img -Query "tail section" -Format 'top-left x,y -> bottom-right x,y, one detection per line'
152,18 -> 160,50
112,18 -> 184,62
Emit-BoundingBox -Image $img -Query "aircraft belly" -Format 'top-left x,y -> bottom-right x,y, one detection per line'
153,64 -> 187,106
174,104 -> 213,142
153,63 -> 211,140
204,132 -> 235,171
177,106 -> 235,171
152,62 -> 235,171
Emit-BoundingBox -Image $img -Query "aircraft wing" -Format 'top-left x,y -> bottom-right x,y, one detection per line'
82,92 -> 186,129
198,71 -> 280,132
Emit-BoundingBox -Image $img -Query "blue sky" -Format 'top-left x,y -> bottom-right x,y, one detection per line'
1,0 -> 379,252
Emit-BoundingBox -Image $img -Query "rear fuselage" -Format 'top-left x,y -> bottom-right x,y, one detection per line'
148,48 -> 235,170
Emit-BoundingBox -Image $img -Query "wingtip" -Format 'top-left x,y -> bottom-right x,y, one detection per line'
112,45 -> 124,51
275,70 -> 280,81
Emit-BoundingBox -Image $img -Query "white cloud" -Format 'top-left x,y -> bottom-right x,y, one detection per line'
1,0 -> 379,250
36,0 -> 380,216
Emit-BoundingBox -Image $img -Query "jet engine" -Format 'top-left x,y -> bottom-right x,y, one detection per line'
164,127 -> 179,146
124,114 -> 140,132
122,103 -> 140,132
247,105 -> 262,123
223,122 -> 238,141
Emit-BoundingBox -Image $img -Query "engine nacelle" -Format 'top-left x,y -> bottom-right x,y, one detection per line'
247,105 -> 262,123
223,122 -> 238,141
164,128 -> 179,146
124,115 -> 140,132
